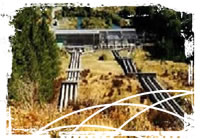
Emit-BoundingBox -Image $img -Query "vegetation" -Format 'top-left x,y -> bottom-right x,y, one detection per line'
10,50 -> 160,135
119,6 -> 136,18
8,5 -> 193,136
79,50 -> 142,105
131,48 -> 193,90
132,5 -> 194,62
81,17 -> 110,29
57,17 -> 77,29
57,6 -> 133,29
81,50 -> 123,75
131,48 -> 193,110
8,7 -> 61,104
57,5 -> 193,62
10,49 -> 192,135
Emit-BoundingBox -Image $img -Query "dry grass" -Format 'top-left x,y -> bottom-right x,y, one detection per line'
119,49 -> 193,90
131,48 -> 194,102
78,73 -> 142,105
81,50 -> 123,75
119,48 -> 194,113
57,17 -> 77,29
58,49 -> 70,79
133,49 -> 193,85
11,103 -> 162,136
10,49 -> 190,136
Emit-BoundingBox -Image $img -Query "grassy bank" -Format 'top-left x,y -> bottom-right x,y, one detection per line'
10,49 -> 191,136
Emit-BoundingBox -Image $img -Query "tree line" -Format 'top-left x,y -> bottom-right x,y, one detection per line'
55,6 -> 135,28
132,5 -> 194,62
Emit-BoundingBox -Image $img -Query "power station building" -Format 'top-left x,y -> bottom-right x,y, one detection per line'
55,29 -> 138,49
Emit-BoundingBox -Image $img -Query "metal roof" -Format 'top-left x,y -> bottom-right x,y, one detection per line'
55,28 -> 136,35
55,29 -> 99,34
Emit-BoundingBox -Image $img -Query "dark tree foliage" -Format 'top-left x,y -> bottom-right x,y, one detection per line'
61,6 -> 94,17
60,6 -> 132,28
132,5 -> 194,62
119,6 -> 136,18
8,7 -> 60,103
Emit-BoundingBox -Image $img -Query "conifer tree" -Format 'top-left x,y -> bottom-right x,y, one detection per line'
8,6 -> 60,103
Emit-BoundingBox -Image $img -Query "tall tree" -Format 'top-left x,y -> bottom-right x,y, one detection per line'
8,6 -> 60,103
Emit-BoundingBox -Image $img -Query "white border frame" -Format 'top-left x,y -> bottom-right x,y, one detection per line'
0,0 -> 199,138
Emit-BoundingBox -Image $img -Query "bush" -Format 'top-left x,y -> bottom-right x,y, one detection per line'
98,54 -> 108,61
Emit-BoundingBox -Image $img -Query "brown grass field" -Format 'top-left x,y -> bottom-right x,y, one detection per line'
9,49 -> 193,136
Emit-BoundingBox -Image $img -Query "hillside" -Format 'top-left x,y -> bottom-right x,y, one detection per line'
9,49 -> 193,136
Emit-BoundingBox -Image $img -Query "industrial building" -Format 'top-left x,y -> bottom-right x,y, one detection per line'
55,28 -> 138,49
